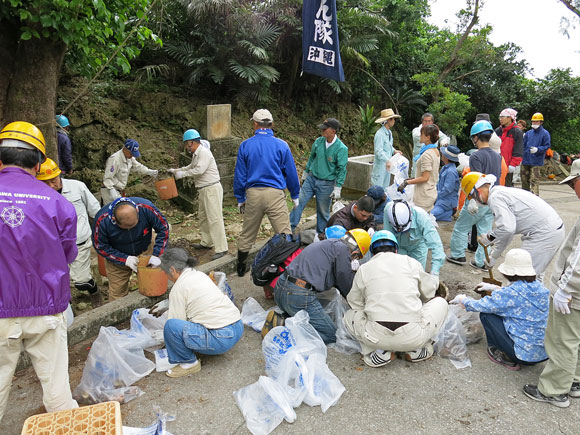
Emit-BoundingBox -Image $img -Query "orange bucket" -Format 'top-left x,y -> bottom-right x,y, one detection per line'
137,256 -> 168,297
155,177 -> 178,200
97,254 -> 107,277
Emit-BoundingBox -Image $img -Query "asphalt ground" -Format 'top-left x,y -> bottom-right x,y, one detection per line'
3,183 -> 580,434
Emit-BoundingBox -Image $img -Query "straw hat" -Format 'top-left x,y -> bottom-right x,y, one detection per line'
375,109 -> 401,124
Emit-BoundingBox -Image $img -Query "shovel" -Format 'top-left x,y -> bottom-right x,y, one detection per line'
475,238 -> 502,297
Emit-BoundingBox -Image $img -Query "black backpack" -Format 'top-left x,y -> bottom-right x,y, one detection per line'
251,233 -> 301,287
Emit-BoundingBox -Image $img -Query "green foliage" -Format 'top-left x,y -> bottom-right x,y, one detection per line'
356,104 -> 378,148
0,0 -> 160,76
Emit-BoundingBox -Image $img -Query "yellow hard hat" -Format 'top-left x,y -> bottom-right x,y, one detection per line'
36,158 -> 61,181
461,172 -> 484,196
0,121 -> 47,161
531,112 -> 544,121
347,228 -> 371,256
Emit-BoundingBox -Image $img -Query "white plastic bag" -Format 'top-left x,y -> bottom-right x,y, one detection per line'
111,308 -> 167,351
233,376 -> 296,435
433,309 -> 471,369
213,271 -> 235,301
123,406 -> 175,435
386,182 -> 414,203
302,353 -> 345,413
388,153 -> 409,184
450,304 -> 484,345
154,348 -> 177,372
65,304 -> 74,328
73,326 -> 155,404
241,297 -> 268,332
323,290 -> 362,355
331,201 -> 346,215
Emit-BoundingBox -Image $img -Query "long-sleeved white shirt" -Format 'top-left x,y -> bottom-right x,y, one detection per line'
61,178 -> 101,243
488,185 -> 563,259
167,268 -> 240,329
175,145 -> 220,188
347,252 -> 438,323
102,149 -> 156,192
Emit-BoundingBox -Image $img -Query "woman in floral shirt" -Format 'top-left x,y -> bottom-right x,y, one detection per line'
451,248 -> 549,370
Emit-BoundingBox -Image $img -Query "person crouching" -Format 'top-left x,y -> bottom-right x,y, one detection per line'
150,248 -> 243,378
344,230 -> 448,367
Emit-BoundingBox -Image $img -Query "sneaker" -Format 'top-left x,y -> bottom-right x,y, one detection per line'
570,381 -> 580,398
446,255 -> 466,265
405,343 -> 434,362
261,309 -> 286,338
486,346 -> 520,371
523,384 -> 570,408
166,360 -> 201,378
211,251 -> 227,260
193,243 -> 212,250
363,350 -> 396,368
470,260 -> 489,271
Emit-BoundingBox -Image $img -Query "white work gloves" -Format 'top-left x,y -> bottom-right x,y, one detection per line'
301,171 -> 309,182
508,165 -> 516,174
450,294 -> 469,306
553,289 -> 572,314
478,232 -> 495,247
174,171 -> 186,180
148,256 -> 161,267
330,187 -> 342,200
149,299 -> 169,318
126,255 -> 139,272
431,273 -> 439,288
529,147 -> 538,154
238,202 -> 245,214
292,198 -> 300,209
484,255 -> 497,269
467,199 -> 479,215
351,259 -> 360,271
475,282 -> 500,293
368,228 -> 375,237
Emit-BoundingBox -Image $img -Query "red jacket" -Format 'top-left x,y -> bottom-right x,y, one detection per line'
495,123 -> 523,167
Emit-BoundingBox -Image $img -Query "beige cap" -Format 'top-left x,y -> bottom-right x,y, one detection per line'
375,108 -> 401,124
251,109 -> 273,123
560,159 -> 580,185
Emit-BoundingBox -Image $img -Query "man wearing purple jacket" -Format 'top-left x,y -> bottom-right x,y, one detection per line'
0,122 -> 79,422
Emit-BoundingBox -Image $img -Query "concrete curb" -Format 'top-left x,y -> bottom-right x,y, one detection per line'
17,215 -> 317,370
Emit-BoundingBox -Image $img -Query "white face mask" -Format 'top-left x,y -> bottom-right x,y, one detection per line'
531,124 -> 540,129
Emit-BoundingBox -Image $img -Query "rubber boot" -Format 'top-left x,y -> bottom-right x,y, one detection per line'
237,250 -> 249,277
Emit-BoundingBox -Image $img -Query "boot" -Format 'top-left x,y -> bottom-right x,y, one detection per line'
237,250 -> 249,277
75,278 -> 98,294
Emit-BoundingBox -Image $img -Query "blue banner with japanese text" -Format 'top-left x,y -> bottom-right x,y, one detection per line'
302,0 -> 345,82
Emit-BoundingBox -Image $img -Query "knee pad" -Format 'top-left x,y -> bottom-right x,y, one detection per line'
75,278 -> 97,294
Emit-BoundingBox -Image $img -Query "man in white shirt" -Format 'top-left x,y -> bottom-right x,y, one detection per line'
37,158 -> 101,294
101,139 -> 158,205
411,112 -> 449,176
169,129 -> 228,260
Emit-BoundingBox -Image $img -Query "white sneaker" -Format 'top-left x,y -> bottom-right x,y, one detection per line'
404,343 -> 434,362
363,350 -> 395,368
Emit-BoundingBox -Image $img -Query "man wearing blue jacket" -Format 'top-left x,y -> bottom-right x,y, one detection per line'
521,112 -> 550,196
234,109 -> 300,276
92,197 -> 169,299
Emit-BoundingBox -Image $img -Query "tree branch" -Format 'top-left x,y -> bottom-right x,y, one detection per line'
559,0 -> 580,18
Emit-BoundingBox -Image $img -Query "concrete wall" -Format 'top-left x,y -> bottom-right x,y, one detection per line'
343,154 -> 373,192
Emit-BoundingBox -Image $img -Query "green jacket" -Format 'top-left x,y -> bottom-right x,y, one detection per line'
305,136 -> 348,186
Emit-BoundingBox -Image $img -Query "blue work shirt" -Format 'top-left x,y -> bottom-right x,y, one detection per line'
233,129 -> 300,203
434,163 -> 459,210
523,126 -> 551,166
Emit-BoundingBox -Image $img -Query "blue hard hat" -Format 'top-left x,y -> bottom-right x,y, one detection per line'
56,115 -> 70,128
183,129 -> 201,142
325,225 -> 347,239
370,230 -> 399,254
470,120 -> 493,137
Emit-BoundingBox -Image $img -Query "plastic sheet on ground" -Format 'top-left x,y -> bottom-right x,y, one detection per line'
323,289 -> 362,355
235,310 -> 345,434
241,297 -> 279,332
433,308 -> 472,369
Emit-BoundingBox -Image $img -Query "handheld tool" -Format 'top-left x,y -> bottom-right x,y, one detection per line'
475,238 -> 502,296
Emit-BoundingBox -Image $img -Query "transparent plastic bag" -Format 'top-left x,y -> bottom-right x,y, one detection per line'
302,353 -> 345,413
323,290 -> 362,355
241,297 -> 269,332
388,153 -> 409,184
433,309 -> 471,369
154,348 -> 177,372
450,304 -> 484,344
213,271 -> 235,302
73,326 -> 155,404
386,182 -> 414,203
111,308 -> 167,351
123,406 -> 176,435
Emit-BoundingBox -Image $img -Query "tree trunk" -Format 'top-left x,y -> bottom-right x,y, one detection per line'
0,20 -> 19,123
2,38 -> 66,159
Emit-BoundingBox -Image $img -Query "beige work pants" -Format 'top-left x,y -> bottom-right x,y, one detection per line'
344,297 -> 448,355
0,314 -> 78,422
69,238 -> 93,284
238,187 -> 291,252
198,183 -> 228,253
104,260 -> 133,300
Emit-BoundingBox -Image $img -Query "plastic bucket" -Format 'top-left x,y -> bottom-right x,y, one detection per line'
137,256 -> 168,297
154,177 -> 178,200
97,255 -> 107,277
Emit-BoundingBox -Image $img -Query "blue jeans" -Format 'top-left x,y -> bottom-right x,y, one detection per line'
290,175 -> 334,234
163,318 -> 243,364
273,273 -> 336,344
480,313 -> 541,365
449,205 -> 493,266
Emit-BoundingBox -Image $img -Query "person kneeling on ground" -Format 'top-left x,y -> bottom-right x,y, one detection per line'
150,248 -> 243,378
451,248 -> 549,371
344,230 -> 448,367
272,229 -> 371,344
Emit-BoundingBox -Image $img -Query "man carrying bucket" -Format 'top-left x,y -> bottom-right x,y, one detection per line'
168,129 -> 228,260
92,197 -> 169,300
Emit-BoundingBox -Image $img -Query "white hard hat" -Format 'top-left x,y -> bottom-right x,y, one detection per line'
386,200 -> 411,233
497,248 -> 536,276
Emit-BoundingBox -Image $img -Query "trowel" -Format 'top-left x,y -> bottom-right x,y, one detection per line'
475,238 -> 502,297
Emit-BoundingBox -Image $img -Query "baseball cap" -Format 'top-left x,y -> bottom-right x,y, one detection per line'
561,159 -> 580,185
318,118 -> 341,131
251,109 -> 273,123
124,139 -> 141,158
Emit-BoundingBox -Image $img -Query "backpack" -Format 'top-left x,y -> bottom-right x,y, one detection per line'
251,233 -> 301,287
